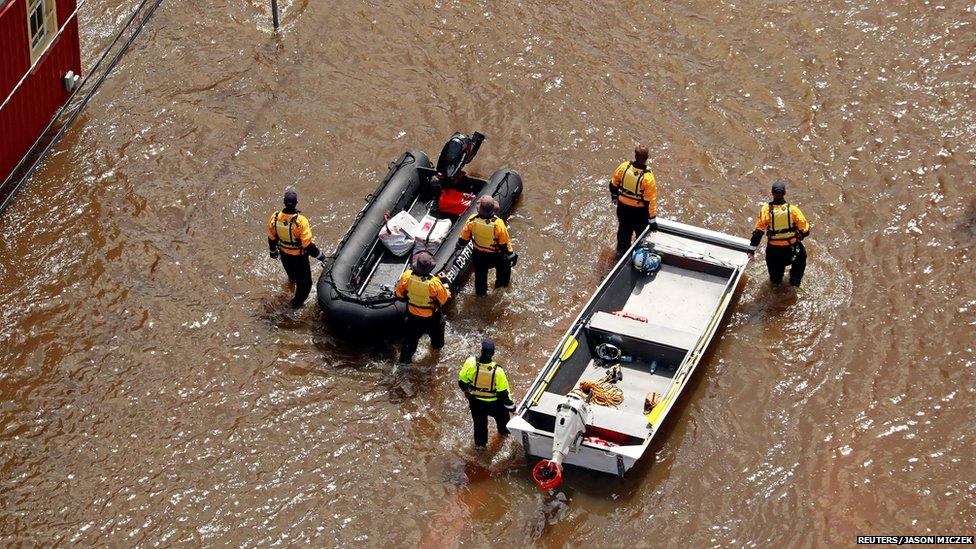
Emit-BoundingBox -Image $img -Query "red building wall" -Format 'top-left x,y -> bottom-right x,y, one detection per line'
0,0 -> 81,183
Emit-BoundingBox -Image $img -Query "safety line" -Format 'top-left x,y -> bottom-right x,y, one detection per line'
0,0 -> 165,214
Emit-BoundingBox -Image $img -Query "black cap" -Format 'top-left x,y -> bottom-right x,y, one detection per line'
413,251 -> 435,275
771,180 -> 787,194
283,186 -> 298,206
480,339 -> 495,358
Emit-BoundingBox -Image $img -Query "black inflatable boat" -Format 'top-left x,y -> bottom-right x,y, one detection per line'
317,150 -> 523,334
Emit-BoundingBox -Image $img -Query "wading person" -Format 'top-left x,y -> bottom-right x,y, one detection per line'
610,144 -> 658,257
394,251 -> 451,365
457,339 -> 515,448
457,195 -> 516,296
748,180 -> 811,287
267,187 -> 325,307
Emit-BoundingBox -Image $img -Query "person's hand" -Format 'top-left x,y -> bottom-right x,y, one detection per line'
314,252 -> 326,262
504,402 -> 515,412
270,250 -> 279,259
647,216 -> 658,231
747,251 -> 755,262
506,252 -> 518,267
436,271 -> 448,281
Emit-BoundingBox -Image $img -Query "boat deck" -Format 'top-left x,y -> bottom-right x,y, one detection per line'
579,359 -> 675,416
622,265 -> 729,334
360,200 -> 433,297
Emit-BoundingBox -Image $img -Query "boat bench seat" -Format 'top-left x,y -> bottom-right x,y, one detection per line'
534,391 -> 650,440
588,311 -> 698,351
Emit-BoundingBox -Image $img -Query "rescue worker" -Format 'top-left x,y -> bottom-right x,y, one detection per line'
457,339 -> 515,448
748,180 -> 811,287
457,195 -> 516,296
394,251 -> 451,364
267,187 -> 326,307
609,144 -> 658,257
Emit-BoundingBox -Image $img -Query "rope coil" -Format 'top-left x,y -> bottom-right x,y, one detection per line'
570,366 -> 624,408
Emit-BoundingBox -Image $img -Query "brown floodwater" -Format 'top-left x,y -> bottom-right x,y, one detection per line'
1,0 -> 974,545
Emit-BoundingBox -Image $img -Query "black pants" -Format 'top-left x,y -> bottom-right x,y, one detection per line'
468,397 -> 511,447
473,250 -> 511,296
398,312 -> 445,364
280,252 -> 312,306
616,202 -> 648,256
766,242 -> 807,286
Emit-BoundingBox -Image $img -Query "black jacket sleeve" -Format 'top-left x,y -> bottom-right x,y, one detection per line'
496,389 -> 514,408
268,237 -> 278,253
304,243 -> 322,258
749,229 -> 764,248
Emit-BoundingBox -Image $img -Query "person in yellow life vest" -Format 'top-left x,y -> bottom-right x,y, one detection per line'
610,144 -> 658,257
267,187 -> 326,307
457,195 -> 516,296
749,180 -> 811,287
457,339 -> 515,448
394,251 -> 451,364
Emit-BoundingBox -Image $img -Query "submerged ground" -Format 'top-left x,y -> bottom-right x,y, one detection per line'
1,0 -> 974,544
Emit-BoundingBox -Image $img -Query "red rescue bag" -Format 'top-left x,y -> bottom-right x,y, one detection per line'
438,188 -> 475,216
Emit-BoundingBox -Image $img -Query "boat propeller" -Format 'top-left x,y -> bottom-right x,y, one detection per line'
532,460 -> 563,490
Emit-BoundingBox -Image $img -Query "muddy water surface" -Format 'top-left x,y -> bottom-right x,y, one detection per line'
1,0 -> 974,545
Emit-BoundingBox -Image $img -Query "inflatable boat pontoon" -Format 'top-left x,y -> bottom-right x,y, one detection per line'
317,150 -> 523,335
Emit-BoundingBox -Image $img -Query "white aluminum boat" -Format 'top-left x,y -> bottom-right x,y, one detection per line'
508,219 -> 753,486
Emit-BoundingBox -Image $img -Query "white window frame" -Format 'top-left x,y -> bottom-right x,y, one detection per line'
26,0 -> 57,64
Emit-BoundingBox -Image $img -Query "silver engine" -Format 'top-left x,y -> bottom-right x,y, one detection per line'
550,393 -> 591,469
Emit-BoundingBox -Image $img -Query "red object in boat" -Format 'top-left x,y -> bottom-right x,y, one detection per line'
612,310 -> 648,323
438,188 -> 474,216
583,435 -> 619,448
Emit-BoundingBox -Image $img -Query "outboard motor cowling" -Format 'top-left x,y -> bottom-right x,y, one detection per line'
436,131 -> 485,181
532,393 -> 591,490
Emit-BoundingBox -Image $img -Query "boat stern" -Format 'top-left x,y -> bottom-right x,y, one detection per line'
508,415 -> 645,478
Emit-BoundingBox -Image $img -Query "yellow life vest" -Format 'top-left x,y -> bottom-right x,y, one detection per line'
469,215 -> 499,252
766,203 -> 797,245
273,211 -> 304,253
465,357 -> 499,399
618,163 -> 649,204
406,274 -> 436,311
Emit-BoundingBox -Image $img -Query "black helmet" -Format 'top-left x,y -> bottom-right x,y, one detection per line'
283,186 -> 298,207
480,338 -> 495,358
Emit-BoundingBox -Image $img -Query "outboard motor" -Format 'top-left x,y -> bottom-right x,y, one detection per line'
436,131 -> 485,181
532,393 -> 591,490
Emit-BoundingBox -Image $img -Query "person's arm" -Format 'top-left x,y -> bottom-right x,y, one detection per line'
749,205 -> 769,248
267,213 -> 279,257
608,162 -> 626,199
457,216 -> 473,248
394,272 -> 410,300
495,220 -> 514,253
458,362 -> 474,393
433,278 -> 451,305
643,171 -> 658,224
793,207 -> 811,240
495,368 -> 515,410
295,217 -> 325,259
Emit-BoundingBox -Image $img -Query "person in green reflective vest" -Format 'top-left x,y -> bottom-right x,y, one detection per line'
457,339 -> 515,448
